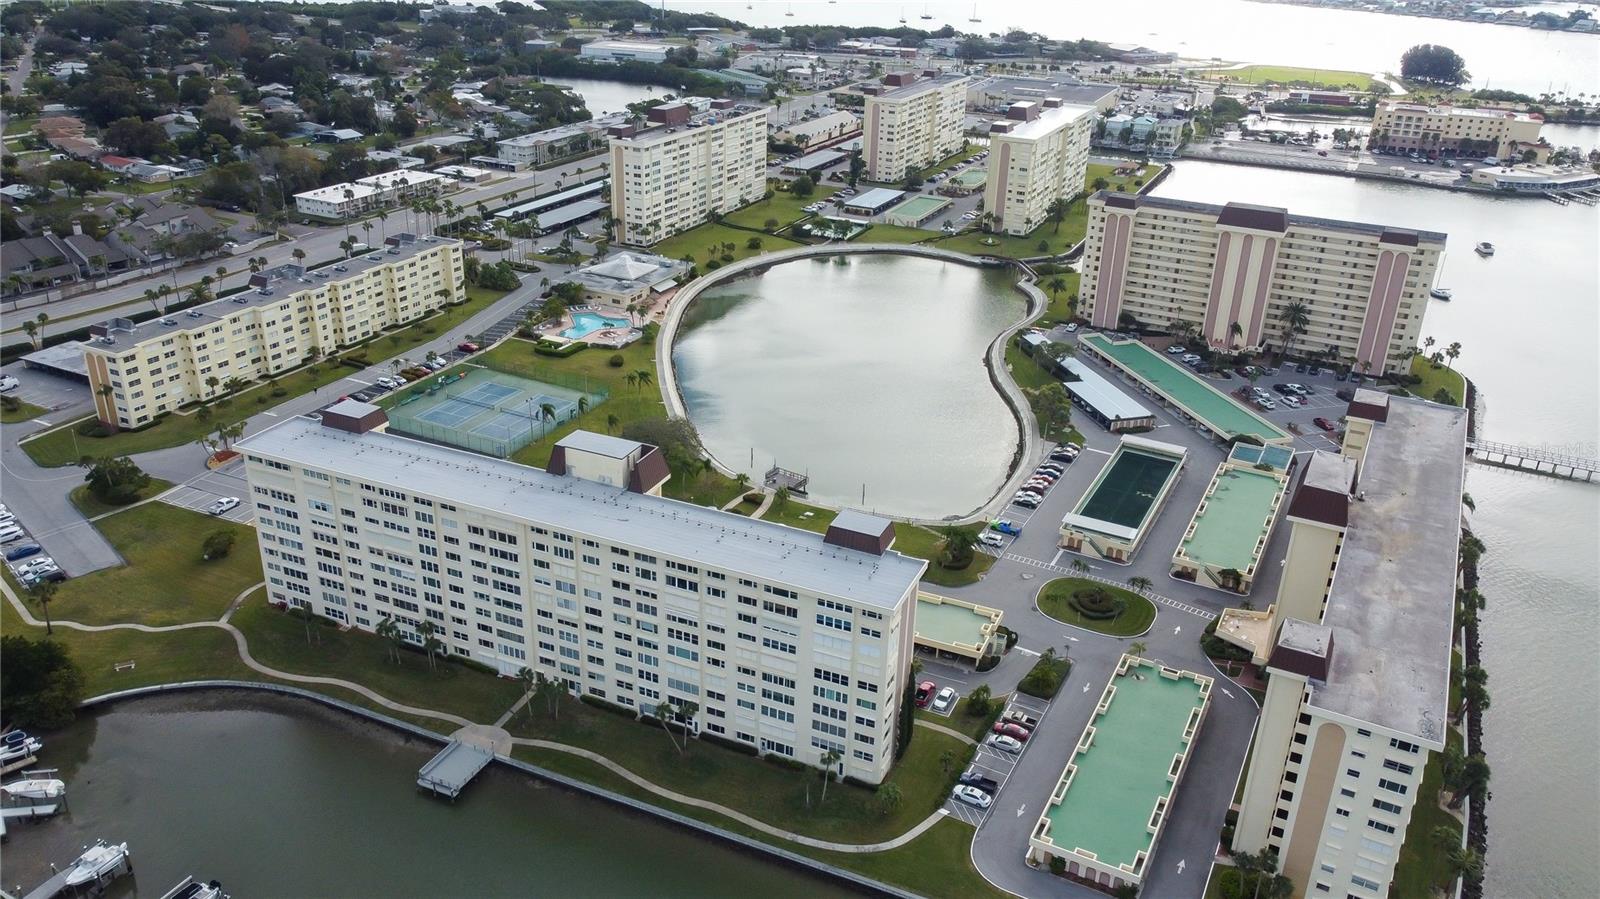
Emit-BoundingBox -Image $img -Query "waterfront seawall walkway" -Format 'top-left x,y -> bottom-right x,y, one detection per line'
0,578 -> 952,854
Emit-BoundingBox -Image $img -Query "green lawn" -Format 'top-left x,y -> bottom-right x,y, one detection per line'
913,144 -> 983,180
23,502 -> 261,627
20,288 -> 508,467
655,223 -> 805,267
3,116 -> 38,136
505,693 -> 974,843
1,397 -> 46,423
758,497 -> 836,533
67,478 -> 174,519
480,338 -> 747,509
109,174 -> 203,196
1392,727 -> 1465,899
1037,271 -> 1080,324
857,222 -> 941,245
1086,161 -> 1162,194
917,695 -> 1003,742
1194,64 -> 1380,91
1410,356 -> 1465,406
932,215 -> 1087,259
892,523 -> 995,588
722,184 -> 837,231
1007,343 -> 1056,392
231,589 -> 525,727
1036,577 -> 1158,636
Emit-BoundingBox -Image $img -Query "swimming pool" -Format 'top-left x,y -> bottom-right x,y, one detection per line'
562,312 -> 631,339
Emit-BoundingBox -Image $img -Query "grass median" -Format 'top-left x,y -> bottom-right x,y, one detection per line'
722,184 -> 837,231
1,398 -> 47,423
67,478 -> 174,519
1410,356 -> 1465,406
1036,577 -> 1158,636
655,223 -> 805,268
19,287 -> 509,468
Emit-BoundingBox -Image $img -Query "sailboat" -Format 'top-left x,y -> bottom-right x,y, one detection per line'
899,7 -> 907,23
920,3 -> 934,19
968,4 -> 981,22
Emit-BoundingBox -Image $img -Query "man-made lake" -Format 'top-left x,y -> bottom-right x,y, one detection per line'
1153,161 -> 1598,899
672,254 -> 1027,519
544,77 -> 665,115
675,0 -> 1598,95
2,692 -> 853,899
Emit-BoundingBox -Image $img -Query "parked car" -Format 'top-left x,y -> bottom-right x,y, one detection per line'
16,557 -> 56,575
1313,417 -> 1337,432
22,568 -> 66,586
457,341 -> 481,353
1335,388 -> 1356,402
4,543 -> 42,562
951,785 -> 993,809
1064,322 -> 1079,333
915,681 -> 936,708
990,520 -> 1022,536
0,374 -> 18,392
1256,398 -> 1277,410
986,734 -> 1024,754
0,511 -> 14,526
932,687 -> 956,713
1272,383 -> 1294,395
1295,362 -> 1308,373
978,531 -> 1005,549
991,722 -> 1032,742
1282,396 -> 1302,408
1166,345 -> 1185,355
1012,496 -> 1040,509
207,497 -> 241,516
0,527 -> 24,544
959,769 -> 1000,793
375,376 -> 400,389
1002,709 -> 1039,730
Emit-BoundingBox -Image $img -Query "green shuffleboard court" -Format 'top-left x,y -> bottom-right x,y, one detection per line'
1080,335 -> 1290,443
1179,467 -> 1285,571
1077,449 -> 1179,531
1044,663 -> 1208,870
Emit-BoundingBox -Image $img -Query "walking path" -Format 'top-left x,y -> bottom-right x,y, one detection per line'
1,578 -> 951,854
913,718 -> 978,747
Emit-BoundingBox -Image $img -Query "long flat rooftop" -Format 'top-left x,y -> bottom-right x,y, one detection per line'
1041,660 -> 1210,872
1080,335 -> 1290,443
996,101 -> 1097,141
1313,397 -> 1467,742
1093,192 -> 1448,245
239,417 -> 926,609
913,593 -> 1001,655
1178,465 -> 1286,572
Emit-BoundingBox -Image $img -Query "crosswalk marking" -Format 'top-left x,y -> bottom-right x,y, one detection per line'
1001,553 -> 1217,620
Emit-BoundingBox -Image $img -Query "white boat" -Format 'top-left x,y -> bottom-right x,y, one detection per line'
161,876 -> 229,899
63,840 -> 130,887
2,777 -> 65,800
1475,241 -> 1495,256
0,737 -> 42,764
1429,287 -> 1452,300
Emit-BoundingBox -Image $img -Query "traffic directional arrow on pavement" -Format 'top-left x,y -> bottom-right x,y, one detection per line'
1177,859 -> 1187,874
1063,635 -> 1079,642
1221,687 -> 1235,699
1083,683 -> 1091,693
1016,804 -> 1027,818
1017,647 -> 1041,657
1173,625 -> 1183,635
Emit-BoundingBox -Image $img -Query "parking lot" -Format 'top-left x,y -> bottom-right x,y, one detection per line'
1,504 -> 65,584
941,693 -> 1052,826
160,466 -> 253,524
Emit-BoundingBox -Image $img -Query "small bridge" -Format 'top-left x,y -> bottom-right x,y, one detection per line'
1468,440 -> 1600,482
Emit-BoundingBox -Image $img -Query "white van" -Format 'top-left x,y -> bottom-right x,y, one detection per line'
0,374 -> 19,392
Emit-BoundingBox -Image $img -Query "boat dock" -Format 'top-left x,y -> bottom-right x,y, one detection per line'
0,804 -> 62,841
764,465 -> 810,494
20,843 -> 131,899
1469,440 -> 1600,482
0,757 -> 38,777
417,740 -> 493,799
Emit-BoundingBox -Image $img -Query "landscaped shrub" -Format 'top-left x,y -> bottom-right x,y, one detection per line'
1049,857 -> 1067,876
579,694 -> 636,719
534,340 -> 586,358
448,655 -> 498,676
608,353 -> 625,368
1017,650 -> 1072,699
705,260 -> 721,270
76,420 -> 113,438
701,730 -> 760,757
718,253 -> 734,263
1068,587 -> 1121,620
1202,617 -> 1252,663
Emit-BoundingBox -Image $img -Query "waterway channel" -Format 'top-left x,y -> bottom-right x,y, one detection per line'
1,691 -> 854,899
672,253 -> 1027,520
1152,161 -> 1599,899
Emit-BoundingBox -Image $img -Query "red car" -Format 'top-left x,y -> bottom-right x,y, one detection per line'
992,722 -> 1032,742
457,341 -> 481,353
915,680 -> 936,708
1313,417 -> 1337,432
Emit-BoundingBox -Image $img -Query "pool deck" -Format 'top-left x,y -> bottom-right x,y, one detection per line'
1079,334 -> 1290,444
913,592 -> 1003,660
1029,657 -> 1212,884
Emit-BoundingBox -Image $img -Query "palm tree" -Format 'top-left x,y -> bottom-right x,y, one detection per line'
773,485 -> 792,512
1069,558 -> 1090,575
377,208 -> 390,242
539,401 -> 557,432
417,619 -> 443,671
375,616 -> 403,664
292,248 -> 307,268
1445,341 -> 1462,370
653,701 -> 682,752
1128,575 -> 1153,593
818,747 -> 843,801
27,580 -> 59,635
606,413 -> 621,434
1128,640 -> 1149,657
204,374 -> 221,396
935,524 -> 980,567
1046,197 -> 1071,233
1229,320 -> 1244,346
517,666 -> 539,723
1045,276 -> 1067,300
1277,301 -> 1310,363
21,320 -> 38,349
633,369 -> 653,392
734,472 -> 751,492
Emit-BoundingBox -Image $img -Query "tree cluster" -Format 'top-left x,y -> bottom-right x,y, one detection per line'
79,456 -> 151,506
0,635 -> 86,730
1400,44 -> 1470,86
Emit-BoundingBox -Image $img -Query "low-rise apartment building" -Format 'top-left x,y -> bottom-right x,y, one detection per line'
580,40 -> 675,64
294,170 -> 454,219
861,71 -> 971,181
1079,194 -> 1446,374
1224,390 -> 1467,899
1370,100 -> 1542,158
609,100 -> 768,246
772,110 -> 862,149
983,99 -> 1096,236
83,235 -> 464,429
496,116 -> 625,169
238,413 -> 926,785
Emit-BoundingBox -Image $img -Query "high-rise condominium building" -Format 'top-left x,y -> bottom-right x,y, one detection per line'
861,71 -> 970,181
1079,194 -> 1445,374
1222,390 -> 1467,898
83,235 -> 464,430
1370,100 -> 1542,159
239,408 -> 926,785
609,100 -> 768,246
982,99 -> 1097,236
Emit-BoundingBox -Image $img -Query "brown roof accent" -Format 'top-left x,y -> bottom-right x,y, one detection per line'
321,399 -> 387,435
1217,202 -> 1290,233
626,446 -> 671,495
1269,619 -> 1333,681
646,103 -> 690,126
883,72 -> 915,86
1379,228 -> 1420,247
1101,192 -> 1139,210
823,509 -> 895,556
1287,451 -> 1356,528
544,444 -> 567,476
1347,388 -> 1390,424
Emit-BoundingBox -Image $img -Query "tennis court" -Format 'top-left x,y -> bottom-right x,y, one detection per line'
386,368 -> 603,458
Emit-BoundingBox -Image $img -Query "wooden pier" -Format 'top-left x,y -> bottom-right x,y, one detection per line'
1468,440 -> 1599,482
417,740 -> 493,799
763,465 -> 810,494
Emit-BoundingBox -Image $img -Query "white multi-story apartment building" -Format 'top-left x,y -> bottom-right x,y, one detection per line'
982,99 -> 1096,236
1079,194 -> 1446,374
239,412 -> 926,785
293,171 -> 453,219
1224,390 -> 1466,898
609,100 -> 768,246
861,71 -> 970,182
1370,100 -> 1542,158
83,236 -> 464,429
